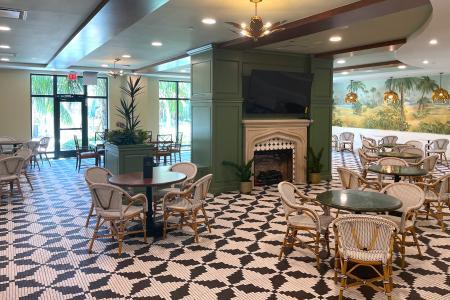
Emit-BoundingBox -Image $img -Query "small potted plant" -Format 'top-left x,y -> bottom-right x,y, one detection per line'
223,158 -> 254,194
306,147 -> 323,184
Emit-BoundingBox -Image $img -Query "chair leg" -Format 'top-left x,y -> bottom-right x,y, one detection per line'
436,202 -> 445,231
85,202 -> 95,227
400,233 -> 406,268
383,263 -> 392,300
45,153 -> 51,166
201,206 -> 211,233
338,259 -> 348,300
192,210 -> 199,243
163,211 -> 169,239
410,228 -> 422,256
118,221 -> 124,255
279,227 -> 290,260
89,217 -> 101,253
24,171 -> 33,190
35,156 -> 40,171
16,179 -> 23,199
315,232 -> 321,267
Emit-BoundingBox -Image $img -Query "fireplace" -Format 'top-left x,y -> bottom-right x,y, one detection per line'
254,149 -> 293,186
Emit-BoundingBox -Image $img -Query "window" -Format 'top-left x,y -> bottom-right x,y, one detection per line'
31,75 -> 55,151
159,81 -> 191,147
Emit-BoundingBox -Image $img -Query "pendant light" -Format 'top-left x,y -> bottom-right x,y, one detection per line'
432,73 -> 449,103
384,77 -> 399,103
344,80 -> 358,104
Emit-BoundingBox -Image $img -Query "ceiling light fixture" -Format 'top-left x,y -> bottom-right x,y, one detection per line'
202,18 -> 216,25
422,60 -> 429,64
432,72 -> 449,103
344,80 -> 358,104
329,36 -> 342,42
0,45 -> 10,49
107,58 -> 123,79
384,77 -> 399,103
151,41 -> 163,47
101,64 -> 108,68
341,71 -> 349,75
429,39 -> 438,45
226,0 -> 285,41
0,26 -> 10,31
398,65 -> 406,69
336,59 -> 346,64
122,54 -> 131,58
0,57 -> 9,61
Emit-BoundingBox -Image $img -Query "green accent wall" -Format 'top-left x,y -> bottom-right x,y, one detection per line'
190,46 -> 333,193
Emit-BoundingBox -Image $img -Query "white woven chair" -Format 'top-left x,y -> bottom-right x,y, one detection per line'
358,148 -> 378,178
84,167 -> 113,227
360,134 -> 377,147
380,183 -> 425,268
0,156 -> 25,199
376,157 -> 408,185
331,134 -> 339,151
337,167 -> 381,191
14,148 -> 33,190
378,136 -> 398,146
88,183 -> 147,255
24,141 -> 41,170
405,140 -> 423,150
408,155 -> 438,180
416,174 -> 450,232
38,137 -> 51,166
339,132 -> 354,152
400,147 -> 424,163
162,174 -> 213,242
156,162 -> 198,216
362,140 -> 379,153
332,215 -> 396,300
278,181 -> 332,266
425,139 -> 449,164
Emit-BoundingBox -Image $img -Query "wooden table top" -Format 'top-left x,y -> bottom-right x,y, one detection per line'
108,166 -> 186,187
317,190 -> 402,213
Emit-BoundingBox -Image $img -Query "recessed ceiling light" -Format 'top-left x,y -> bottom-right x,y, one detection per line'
151,41 -> 163,47
329,36 -> 342,42
422,60 -> 429,64
101,64 -> 108,67
180,69 -> 187,73
202,18 -> 216,25
429,39 -> 438,45
398,65 -> 407,69
122,54 -> 131,58
0,57 -> 10,61
0,45 -> 10,49
0,26 -> 11,31
336,59 -> 346,64
341,71 -> 349,75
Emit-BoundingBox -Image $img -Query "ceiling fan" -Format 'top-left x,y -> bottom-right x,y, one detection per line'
107,58 -> 124,79
226,0 -> 286,41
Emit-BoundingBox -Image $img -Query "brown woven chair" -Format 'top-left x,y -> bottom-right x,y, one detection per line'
170,133 -> 183,163
74,135 -> 99,173
332,214 -> 396,300
155,134 -> 172,165
88,183 -> 147,255
278,181 -> 332,266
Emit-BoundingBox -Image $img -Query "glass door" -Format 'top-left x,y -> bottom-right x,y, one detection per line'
55,95 -> 87,157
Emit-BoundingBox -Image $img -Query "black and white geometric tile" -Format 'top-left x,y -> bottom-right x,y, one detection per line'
0,152 -> 449,299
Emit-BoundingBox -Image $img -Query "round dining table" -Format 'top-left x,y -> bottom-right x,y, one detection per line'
108,166 -> 186,237
316,190 -> 402,213
368,165 -> 427,182
377,151 -> 422,160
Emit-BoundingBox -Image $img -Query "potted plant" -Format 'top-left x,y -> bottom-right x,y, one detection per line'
306,147 -> 323,184
105,76 -> 153,174
223,158 -> 254,194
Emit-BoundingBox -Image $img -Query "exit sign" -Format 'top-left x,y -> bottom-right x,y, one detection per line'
68,72 -> 77,81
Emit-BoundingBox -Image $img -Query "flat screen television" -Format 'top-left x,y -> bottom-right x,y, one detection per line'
245,70 -> 313,115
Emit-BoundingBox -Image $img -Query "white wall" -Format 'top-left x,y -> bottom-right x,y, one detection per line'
0,69 -> 160,139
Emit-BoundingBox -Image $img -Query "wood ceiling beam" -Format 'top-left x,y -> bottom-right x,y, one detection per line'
218,0 -> 430,50
314,38 -> 406,58
333,60 -> 402,72
47,0 -> 169,69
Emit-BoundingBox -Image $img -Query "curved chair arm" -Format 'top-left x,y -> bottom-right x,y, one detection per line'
287,203 -> 322,230
124,193 -> 148,213
294,188 -> 329,214
360,177 -> 382,191
163,187 -> 195,206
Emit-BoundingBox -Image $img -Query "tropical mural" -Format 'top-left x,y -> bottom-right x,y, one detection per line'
333,74 -> 450,134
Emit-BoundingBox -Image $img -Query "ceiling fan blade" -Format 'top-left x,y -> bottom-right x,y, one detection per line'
225,21 -> 242,29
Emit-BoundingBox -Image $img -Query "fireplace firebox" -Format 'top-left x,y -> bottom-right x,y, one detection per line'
254,149 -> 293,186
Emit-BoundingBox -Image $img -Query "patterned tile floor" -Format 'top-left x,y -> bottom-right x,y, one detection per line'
1,152 -> 449,299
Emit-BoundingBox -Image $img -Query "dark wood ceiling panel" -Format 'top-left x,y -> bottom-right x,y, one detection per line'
315,38 -> 406,58
334,60 -> 402,71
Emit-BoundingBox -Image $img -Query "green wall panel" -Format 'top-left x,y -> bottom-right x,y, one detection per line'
191,103 -> 212,167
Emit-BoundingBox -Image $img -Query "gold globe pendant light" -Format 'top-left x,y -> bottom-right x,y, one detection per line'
226,0 -> 286,41
432,73 -> 449,103
384,77 -> 399,103
344,80 -> 358,104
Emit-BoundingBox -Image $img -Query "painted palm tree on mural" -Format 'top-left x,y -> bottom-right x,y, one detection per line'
384,77 -> 418,122
346,80 -> 367,94
416,76 -> 438,112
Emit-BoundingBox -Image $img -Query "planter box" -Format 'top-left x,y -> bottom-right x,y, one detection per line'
105,142 -> 154,175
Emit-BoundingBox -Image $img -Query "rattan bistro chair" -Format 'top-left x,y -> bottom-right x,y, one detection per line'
425,139 -> 449,164
278,181 -> 333,266
162,174 -> 213,242
416,174 -> 450,232
377,157 -> 408,185
337,167 -> 382,191
0,156 -> 25,199
378,135 -> 398,147
84,167 -> 113,227
400,147 -> 424,163
380,183 -> 425,268
332,134 -> 339,151
38,137 -> 51,166
339,132 -> 354,152
88,183 -> 147,255
408,154 -> 438,180
358,148 -> 378,178
332,215 -> 397,300
14,148 -> 33,190
405,140 -> 423,150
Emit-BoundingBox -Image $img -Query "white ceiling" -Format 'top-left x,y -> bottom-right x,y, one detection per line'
0,0 -> 103,64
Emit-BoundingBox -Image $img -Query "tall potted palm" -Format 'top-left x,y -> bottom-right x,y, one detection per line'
105,76 -> 153,174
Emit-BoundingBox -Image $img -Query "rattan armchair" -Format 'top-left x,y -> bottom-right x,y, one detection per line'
14,148 -> 33,190
24,140 -> 41,170
0,156 -> 25,199
337,167 -> 382,191
378,135 -> 398,146
400,147 -> 424,163
84,167 -> 113,227
416,174 -> 450,232
332,215 -> 396,300
88,183 -> 147,255
405,140 -> 423,150
162,174 -> 213,242
278,181 -> 333,266
38,137 -> 51,166
339,132 -> 354,152
425,139 -> 449,164
332,134 -> 339,151
408,154 -> 438,180
380,183 -> 425,268
362,139 -> 380,153
377,157 -> 408,185
358,148 -> 378,178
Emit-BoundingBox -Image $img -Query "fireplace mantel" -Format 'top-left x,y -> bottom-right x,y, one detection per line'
242,119 -> 312,184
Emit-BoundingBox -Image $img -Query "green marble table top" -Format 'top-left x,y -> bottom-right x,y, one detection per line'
368,165 -> 427,176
